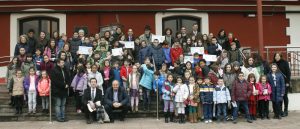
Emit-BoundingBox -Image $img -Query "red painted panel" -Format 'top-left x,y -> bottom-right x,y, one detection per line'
0,14 -> 10,66
66,13 -> 100,37
209,13 -> 289,50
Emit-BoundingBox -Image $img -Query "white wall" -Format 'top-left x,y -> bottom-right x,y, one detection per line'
286,6 -> 300,49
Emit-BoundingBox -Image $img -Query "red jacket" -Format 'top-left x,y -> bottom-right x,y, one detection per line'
120,65 -> 132,81
170,47 -> 183,64
248,82 -> 259,102
38,78 -> 51,96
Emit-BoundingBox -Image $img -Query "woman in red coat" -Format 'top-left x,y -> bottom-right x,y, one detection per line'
170,40 -> 183,65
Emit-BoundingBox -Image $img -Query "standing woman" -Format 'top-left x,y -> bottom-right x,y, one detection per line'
241,57 -> 260,83
267,63 -> 285,119
273,53 -> 291,117
44,39 -> 59,63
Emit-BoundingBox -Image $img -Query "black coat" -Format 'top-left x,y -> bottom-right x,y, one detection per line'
274,59 -> 291,83
104,87 -> 129,107
83,87 -> 103,105
50,65 -> 71,97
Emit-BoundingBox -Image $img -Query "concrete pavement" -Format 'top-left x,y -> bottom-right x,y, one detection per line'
0,111 -> 300,129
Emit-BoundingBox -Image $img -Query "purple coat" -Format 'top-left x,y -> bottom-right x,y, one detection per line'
71,74 -> 88,93
23,75 -> 39,94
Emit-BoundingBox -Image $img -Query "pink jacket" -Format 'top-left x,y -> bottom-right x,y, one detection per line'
43,47 -> 58,59
38,78 -> 51,96
257,82 -> 272,101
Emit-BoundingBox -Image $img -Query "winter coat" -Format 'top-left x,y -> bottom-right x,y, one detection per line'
70,38 -> 82,54
139,64 -> 154,90
267,72 -> 285,102
33,55 -> 43,71
104,86 -> 129,107
120,66 -> 132,82
223,38 -> 241,51
241,66 -> 260,83
27,37 -> 38,54
223,72 -> 236,90
207,43 -> 222,56
11,77 -> 25,96
152,75 -> 166,94
138,46 -> 150,64
149,45 -> 166,66
40,61 -> 54,74
231,80 -> 252,102
71,74 -> 88,94
6,65 -> 16,90
163,47 -> 172,64
173,83 -> 189,103
257,82 -> 272,101
112,68 -> 122,87
200,84 -> 214,104
21,62 -> 35,77
248,82 -> 259,102
228,49 -> 242,64
170,47 -> 183,64
38,78 -> 51,96
162,81 -> 174,101
14,43 -> 29,56
23,75 -> 39,94
274,59 -> 291,83
50,65 -> 71,98
43,47 -> 59,61
213,85 -> 231,104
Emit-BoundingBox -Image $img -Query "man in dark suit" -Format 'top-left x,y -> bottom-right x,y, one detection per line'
126,28 -> 135,41
83,78 -> 103,124
188,23 -> 202,40
104,80 -> 129,122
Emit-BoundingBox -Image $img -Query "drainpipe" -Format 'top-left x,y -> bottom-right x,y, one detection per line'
257,0 -> 264,59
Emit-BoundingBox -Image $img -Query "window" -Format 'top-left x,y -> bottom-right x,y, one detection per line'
19,17 -> 59,38
162,16 -> 201,37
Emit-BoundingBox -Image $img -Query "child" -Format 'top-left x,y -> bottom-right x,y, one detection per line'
6,57 -> 21,106
100,59 -> 113,93
187,77 -> 199,123
200,77 -> 214,124
128,65 -> 141,112
247,73 -> 259,120
162,74 -> 175,123
40,55 -> 54,75
232,72 -> 253,124
213,78 -> 231,123
71,66 -> 87,113
120,59 -> 132,90
196,78 -> 204,121
88,65 -> 104,95
267,63 -> 285,120
112,61 -> 122,88
43,39 -> 58,62
170,41 -> 183,65
33,48 -> 43,75
257,75 -> 272,120
139,58 -> 154,111
23,67 -> 39,114
38,70 -> 51,114
162,42 -> 172,67
228,42 -> 242,64
173,77 -> 189,124
10,69 -> 25,115
22,54 -> 35,77
18,47 -> 27,63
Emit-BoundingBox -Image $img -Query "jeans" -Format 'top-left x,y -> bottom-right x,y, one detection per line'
142,87 -> 151,109
41,96 -> 49,109
217,103 -> 227,120
27,91 -> 37,112
203,104 -> 213,120
273,101 -> 282,117
233,101 -> 250,120
55,97 -> 66,120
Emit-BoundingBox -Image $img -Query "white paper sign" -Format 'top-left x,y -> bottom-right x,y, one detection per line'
120,41 -> 134,49
151,35 -> 165,43
190,47 -> 204,54
184,56 -> 194,63
78,46 -> 93,55
112,48 -> 123,56
203,54 -> 217,62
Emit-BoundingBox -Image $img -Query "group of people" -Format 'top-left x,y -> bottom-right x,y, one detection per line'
6,23 -> 291,125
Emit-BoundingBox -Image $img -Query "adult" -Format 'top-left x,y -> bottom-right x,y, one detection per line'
70,32 -> 82,63
170,40 -> 183,65
149,39 -> 166,70
223,32 -> 241,51
26,29 -> 38,54
139,25 -> 154,45
241,57 -> 260,83
104,80 -> 130,122
14,35 -> 29,56
36,31 -> 49,52
164,28 -> 174,47
50,59 -> 71,122
180,26 -> 188,43
112,27 -> 123,42
217,29 -> 228,48
126,28 -> 135,41
138,40 -> 149,64
188,23 -> 202,40
83,78 -> 103,124
273,53 -> 291,117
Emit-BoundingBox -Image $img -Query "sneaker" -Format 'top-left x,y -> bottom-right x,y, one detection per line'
247,119 -> 253,123
98,119 -> 104,124
205,120 -> 209,124
208,120 -> 212,123
77,109 -> 82,113
233,119 -> 237,124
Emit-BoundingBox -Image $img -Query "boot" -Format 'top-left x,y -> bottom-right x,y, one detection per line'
178,114 -> 182,124
284,107 -> 288,117
135,106 -> 139,112
182,114 -> 186,123
15,107 -> 19,115
170,112 -> 174,122
19,107 -> 22,114
252,115 -> 257,120
164,112 -> 169,123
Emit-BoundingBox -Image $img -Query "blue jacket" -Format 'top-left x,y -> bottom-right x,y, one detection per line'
139,64 -> 154,90
267,72 -> 285,102
163,47 -> 172,64
153,75 -> 166,94
162,81 -> 174,100
33,55 -> 43,71
149,45 -> 165,66
200,84 -> 214,104
139,46 -> 149,64
14,43 -> 29,56
23,75 -> 39,94
112,67 -> 122,87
